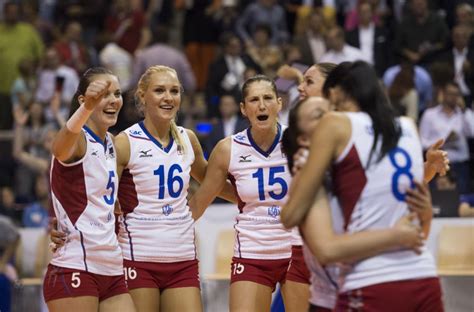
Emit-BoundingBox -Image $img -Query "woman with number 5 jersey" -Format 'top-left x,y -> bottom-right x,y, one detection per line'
114,65 -> 236,312
44,68 -> 135,311
284,61 -> 443,312
189,75 -> 295,312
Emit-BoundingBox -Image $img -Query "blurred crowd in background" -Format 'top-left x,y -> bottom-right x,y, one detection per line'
0,0 -> 473,276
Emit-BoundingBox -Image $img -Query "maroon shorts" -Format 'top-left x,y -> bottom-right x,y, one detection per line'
43,264 -> 128,303
123,259 -> 200,291
335,277 -> 443,312
230,257 -> 290,291
285,245 -> 311,284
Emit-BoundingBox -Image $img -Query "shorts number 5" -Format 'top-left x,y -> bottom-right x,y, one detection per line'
71,272 -> 81,288
232,263 -> 245,275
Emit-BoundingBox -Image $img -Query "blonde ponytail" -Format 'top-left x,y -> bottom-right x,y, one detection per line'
170,119 -> 186,156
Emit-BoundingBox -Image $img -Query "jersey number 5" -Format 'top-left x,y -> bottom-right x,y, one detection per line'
252,166 -> 288,201
103,171 -> 115,205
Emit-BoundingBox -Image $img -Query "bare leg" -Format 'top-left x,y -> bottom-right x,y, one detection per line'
129,288 -> 160,312
229,281 -> 273,312
47,296 -> 98,312
99,293 -> 136,312
281,280 -> 310,312
160,287 -> 202,312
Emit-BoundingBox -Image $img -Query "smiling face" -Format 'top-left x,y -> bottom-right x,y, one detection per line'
298,65 -> 326,101
240,80 -> 282,130
139,70 -> 181,123
85,74 -> 123,129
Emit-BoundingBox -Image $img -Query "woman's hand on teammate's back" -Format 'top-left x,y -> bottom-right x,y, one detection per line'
392,213 -> 424,254
48,218 -> 66,252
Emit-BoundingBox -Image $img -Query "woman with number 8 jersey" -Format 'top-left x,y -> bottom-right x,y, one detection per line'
114,65 -> 236,312
284,61 -> 443,311
189,75 -> 294,312
44,68 -> 135,311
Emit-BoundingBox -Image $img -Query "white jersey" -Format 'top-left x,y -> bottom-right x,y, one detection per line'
228,125 -> 292,260
333,112 -> 437,292
50,127 -> 123,275
304,196 -> 344,309
118,122 -> 196,263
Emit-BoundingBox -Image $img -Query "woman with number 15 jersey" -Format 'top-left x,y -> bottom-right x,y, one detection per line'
190,75 -> 294,312
284,62 -> 443,311
114,65 -> 235,312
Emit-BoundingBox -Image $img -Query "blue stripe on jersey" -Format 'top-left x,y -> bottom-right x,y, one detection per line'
246,123 -> 282,157
83,125 -> 107,152
123,218 -> 135,261
76,226 -> 88,272
139,121 -> 174,153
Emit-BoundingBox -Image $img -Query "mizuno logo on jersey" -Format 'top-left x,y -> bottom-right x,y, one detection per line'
130,130 -> 142,136
268,206 -> 280,218
162,204 -> 173,216
139,149 -> 153,158
91,150 -> 99,157
239,155 -> 252,162
235,134 -> 246,141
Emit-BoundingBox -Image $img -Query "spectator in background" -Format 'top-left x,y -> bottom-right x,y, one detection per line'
294,9 -> 328,65
0,215 -> 19,312
236,0 -> 290,46
319,26 -> 368,64
344,0 -> 382,31
98,33 -> 133,92
206,33 -> 261,119
212,0 -> 240,35
455,3 -> 474,43
0,188 -> 21,226
459,193 -> 474,217
395,0 -> 449,66
105,0 -> 149,55
388,62 -> 419,121
10,58 -> 38,117
346,0 -> 392,76
22,175 -> 49,228
438,25 -> 474,108
428,62 -> 454,106
420,81 -> 474,194
0,1 -> 44,130
183,0 -> 219,91
12,102 -> 56,203
35,47 -> 79,122
21,1 -> 56,47
247,24 -> 283,78
53,0 -> 108,46
383,57 -> 434,111
54,21 -> 90,75
132,25 -> 196,94
205,94 -> 248,156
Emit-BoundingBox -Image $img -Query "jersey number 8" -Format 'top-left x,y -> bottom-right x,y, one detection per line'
389,147 -> 415,201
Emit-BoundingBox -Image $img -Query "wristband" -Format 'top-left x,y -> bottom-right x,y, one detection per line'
66,104 -> 93,133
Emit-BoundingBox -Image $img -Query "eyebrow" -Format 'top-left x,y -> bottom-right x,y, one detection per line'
151,84 -> 180,88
